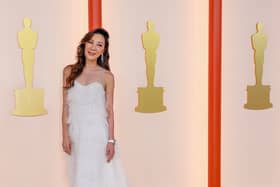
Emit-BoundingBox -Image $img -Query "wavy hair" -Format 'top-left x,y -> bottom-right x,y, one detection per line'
64,28 -> 110,89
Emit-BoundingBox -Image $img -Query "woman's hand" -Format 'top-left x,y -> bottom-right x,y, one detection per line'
62,135 -> 72,155
106,143 -> 115,162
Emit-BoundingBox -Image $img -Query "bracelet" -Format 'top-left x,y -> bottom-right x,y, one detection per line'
107,139 -> 116,145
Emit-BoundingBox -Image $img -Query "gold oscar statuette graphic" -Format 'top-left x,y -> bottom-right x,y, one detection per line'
135,21 -> 167,113
12,17 -> 47,116
244,22 -> 272,110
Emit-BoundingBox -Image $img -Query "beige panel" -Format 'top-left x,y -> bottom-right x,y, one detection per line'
0,1 -> 88,187
222,0 -> 280,186
103,0 -> 208,187
0,1 -> 208,187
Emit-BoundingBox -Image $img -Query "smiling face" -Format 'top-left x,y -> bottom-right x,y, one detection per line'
84,33 -> 105,62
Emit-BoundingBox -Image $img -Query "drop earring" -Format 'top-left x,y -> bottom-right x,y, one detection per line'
100,54 -> 104,64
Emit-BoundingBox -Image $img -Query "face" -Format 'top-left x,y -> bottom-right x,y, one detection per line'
84,33 -> 105,61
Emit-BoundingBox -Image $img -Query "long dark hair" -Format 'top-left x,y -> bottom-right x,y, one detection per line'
65,28 -> 110,89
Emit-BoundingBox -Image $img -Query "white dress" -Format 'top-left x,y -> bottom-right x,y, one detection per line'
66,80 -> 129,187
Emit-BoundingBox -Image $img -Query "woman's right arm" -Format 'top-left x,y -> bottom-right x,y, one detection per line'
62,66 -> 72,155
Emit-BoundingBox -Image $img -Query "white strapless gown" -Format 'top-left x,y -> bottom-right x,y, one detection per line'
66,80 -> 129,187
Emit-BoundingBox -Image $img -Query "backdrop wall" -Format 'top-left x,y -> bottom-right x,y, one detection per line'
0,1 -> 208,187
222,0 -> 280,186
0,1 -> 88,187
102,0 -> 208,187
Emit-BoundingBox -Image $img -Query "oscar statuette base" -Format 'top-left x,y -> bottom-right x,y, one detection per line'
12,88 -> 48,116
135,86 -> 166,113
244,85 -> 272,110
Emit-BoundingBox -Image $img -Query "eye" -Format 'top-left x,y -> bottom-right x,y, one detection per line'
87,40 -> 94,44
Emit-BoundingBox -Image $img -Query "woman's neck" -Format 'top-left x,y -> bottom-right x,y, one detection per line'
85,60 -> 99,69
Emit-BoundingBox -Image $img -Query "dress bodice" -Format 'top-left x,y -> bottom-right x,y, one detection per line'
67,80 -> 107,124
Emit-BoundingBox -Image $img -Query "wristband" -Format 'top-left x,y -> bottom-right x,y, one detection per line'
107,139 -> 116,144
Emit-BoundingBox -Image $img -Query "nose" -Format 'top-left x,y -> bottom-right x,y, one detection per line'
90,44 -> 97,50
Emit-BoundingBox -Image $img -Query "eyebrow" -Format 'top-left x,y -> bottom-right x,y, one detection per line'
89,40 -> 104,44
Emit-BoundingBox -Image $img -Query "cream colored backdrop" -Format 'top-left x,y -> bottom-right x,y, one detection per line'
222,0 -> 280,186
0,0 -> 208,187
102,0 -> 208,187
0,1 -> 88,187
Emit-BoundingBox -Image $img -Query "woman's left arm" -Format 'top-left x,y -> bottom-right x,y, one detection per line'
105,71 -> 115,162
105,71 -> 115,140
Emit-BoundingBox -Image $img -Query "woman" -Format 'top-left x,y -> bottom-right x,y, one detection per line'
62,28 -> 129,187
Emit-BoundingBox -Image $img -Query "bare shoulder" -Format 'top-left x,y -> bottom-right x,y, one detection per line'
103,70 -> 114,84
